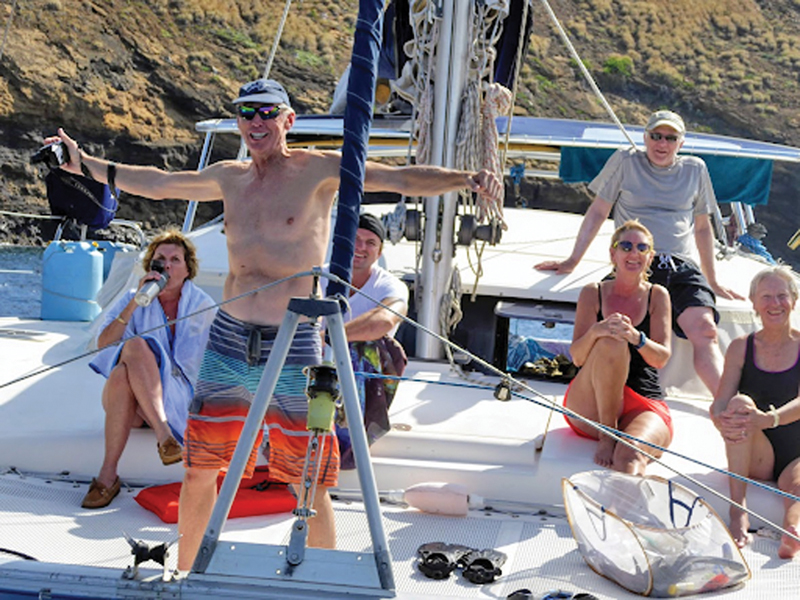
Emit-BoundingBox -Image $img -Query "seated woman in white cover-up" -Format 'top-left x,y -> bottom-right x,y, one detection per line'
83,229 -> 215,509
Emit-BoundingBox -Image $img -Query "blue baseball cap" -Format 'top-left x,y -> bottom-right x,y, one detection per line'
233,79 -> 292,108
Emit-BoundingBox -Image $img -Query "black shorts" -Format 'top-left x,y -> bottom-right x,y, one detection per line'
648,255 -> 719,339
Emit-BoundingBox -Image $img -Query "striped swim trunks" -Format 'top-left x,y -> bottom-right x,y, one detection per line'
183,310 -> 339,487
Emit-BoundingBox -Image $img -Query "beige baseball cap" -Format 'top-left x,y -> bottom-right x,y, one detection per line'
645,110 -> 685,134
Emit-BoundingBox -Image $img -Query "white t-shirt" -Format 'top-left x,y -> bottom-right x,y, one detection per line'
324,265 -> 409,338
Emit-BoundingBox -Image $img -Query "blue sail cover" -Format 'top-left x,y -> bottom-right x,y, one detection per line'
327,0 -> 384,302
559,147 -> 773,206
492,116 -> 799,206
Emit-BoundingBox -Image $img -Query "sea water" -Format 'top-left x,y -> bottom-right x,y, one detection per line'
0,246 -> 44,318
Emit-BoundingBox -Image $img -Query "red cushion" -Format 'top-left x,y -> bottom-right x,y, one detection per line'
134,467 -> 296,524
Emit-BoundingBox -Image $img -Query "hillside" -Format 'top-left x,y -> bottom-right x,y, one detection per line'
1,0 -> 800,265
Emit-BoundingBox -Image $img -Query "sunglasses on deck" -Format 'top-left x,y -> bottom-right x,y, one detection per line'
237,105 -> 282,121
648,131 -> 680,143
613,240 -> 651,253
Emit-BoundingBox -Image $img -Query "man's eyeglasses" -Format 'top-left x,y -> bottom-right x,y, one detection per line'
237,105 -> 282,121
613,240 -> 651,253
648,131 -> 680,143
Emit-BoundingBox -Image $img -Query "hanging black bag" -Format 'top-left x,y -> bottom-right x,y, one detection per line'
45,169 -> 118,230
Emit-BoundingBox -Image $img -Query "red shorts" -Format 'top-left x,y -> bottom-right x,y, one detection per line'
563,381 -> 673,439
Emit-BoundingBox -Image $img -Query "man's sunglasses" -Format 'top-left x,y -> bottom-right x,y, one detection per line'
237,105 -> 282,121
648,131 -> 680,143
613,240 -> 651,253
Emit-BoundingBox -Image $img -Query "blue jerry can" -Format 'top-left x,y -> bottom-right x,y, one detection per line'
41,241 -> 103,321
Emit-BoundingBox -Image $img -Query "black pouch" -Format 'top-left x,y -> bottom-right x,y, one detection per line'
45,170 -> 118,229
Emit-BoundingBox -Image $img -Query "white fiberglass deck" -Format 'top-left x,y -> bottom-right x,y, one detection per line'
1,205 -> 797,597
0,472 -> 797,599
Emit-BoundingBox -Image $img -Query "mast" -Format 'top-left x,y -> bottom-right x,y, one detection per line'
416,0 -> 471,358
326,0 -> 384,300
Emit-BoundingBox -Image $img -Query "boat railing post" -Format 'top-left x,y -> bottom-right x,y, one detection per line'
326,308 -> 396,591
191,305 -> 301,573
182,130 -> 216,233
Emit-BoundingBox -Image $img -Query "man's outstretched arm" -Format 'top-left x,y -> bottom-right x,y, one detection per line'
363,162 -> 502,204
534,196 -> 613,274
46,128 -> 224,202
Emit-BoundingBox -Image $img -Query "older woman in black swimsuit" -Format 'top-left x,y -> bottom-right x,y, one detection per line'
712,266 -> 800,558
564,220 -> 672,475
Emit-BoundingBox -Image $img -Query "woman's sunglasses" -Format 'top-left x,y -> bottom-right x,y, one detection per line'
237,105 -> 282,121
613,240 -> 651,253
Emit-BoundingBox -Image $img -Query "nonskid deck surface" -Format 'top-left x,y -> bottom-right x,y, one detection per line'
0,293 -> 796,597
0,473 -> 797,599
0,473 -> 792,599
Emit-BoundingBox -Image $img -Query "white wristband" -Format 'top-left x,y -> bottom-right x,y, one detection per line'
768,404 -> 780,429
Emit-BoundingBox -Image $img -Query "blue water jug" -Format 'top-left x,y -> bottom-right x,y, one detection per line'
93,240 -> 136,281
41,241 -> 103,321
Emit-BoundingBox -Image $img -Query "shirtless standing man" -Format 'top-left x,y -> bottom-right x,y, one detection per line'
49,78 -> 502,570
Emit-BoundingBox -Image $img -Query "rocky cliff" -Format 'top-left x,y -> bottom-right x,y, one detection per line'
1,0 -> 799,266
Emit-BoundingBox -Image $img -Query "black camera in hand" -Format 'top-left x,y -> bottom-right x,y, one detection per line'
31,141 -> 69,169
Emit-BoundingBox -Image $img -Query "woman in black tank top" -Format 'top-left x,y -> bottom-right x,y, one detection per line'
565,220 -> 673,476
712,267 -> 800,558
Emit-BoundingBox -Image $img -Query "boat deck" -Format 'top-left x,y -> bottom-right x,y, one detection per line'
1,338 -> 797,598
0,472 -> 796,599
1,205 -> 798,597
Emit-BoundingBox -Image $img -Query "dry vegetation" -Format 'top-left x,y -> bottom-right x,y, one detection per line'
518,0 -> 800,142
4,0 -> 800,144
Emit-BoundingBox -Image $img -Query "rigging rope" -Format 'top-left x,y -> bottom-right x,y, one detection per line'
373,371 -> 786,493
407,2 -> 438,166
262,0 -> 293,79
453,2 -> 509,229
0,210 -> 62,221
455,80 -> 482,178
328,277 -> 800,543
354,370 -> 800,512
402,0 -> 512,376
0,270 -> 310,390
538,0 -> 636,148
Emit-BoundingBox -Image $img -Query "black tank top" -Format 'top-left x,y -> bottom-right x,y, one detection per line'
739,333 -> 800,411
597,284 -> 663,399
739,333 -> 800,478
